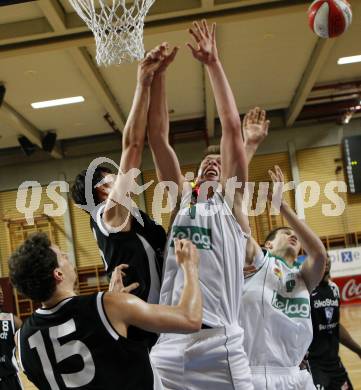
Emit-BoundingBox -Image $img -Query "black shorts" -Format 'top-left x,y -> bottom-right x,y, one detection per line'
309,359 -> 353,390
0,374 -> 23,390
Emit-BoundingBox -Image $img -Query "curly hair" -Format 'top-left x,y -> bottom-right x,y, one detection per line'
71,166 -> 112,212
9,233 -> 58,302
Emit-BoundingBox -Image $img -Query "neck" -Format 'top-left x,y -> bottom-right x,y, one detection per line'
42,288 -> 76,309
271,249 -> 296,268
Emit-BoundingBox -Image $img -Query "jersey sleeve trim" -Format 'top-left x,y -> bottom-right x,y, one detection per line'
96,292 -> 120,341
16,329 -> 25,372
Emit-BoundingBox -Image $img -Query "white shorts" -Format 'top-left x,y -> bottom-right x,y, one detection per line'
150,325 -> 253,390
250,366 -> 316,390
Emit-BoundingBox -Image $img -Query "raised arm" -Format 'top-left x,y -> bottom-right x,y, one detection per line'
187,20 -> 247,184
242,107 -> 270,265
104,239 -> 202,334
103,47 -> 164,231
269,166 -> 327,292
147,44 -> 184,189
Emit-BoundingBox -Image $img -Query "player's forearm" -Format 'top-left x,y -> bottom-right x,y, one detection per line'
148,73 -> 169,143
121,84 -> 150,170
281,201 -> 326,260
206,60 -> 242,134
245,143 -> 259,165
340,324 -> 361,355
177,264 -> 202,329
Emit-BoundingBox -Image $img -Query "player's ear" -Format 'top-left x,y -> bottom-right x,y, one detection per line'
264,240 -> 273,250
53,268 -> 64,282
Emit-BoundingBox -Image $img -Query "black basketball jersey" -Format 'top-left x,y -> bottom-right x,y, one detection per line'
91,206 -> 166,303
0,312 -> 17,378
308,280 -> 341,363
18,293 -> 155,390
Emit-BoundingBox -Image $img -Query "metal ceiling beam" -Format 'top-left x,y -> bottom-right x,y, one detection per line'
38,0 -> 126,130
0,1 -> 309,59
69,47 -> 126,130
0,101 -> 63,159
38,0 -> 67,32
285,38 -> 336,127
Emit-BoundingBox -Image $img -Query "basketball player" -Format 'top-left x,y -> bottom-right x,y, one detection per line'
148,20 -> 254,389
10,233 -> 202,390
308,256 -> 361,390
0,285 -> 23,389
71,45 -> 168,347
242,162 -> 327,389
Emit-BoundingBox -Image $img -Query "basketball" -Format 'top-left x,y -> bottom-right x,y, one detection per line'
308,0 -> 352,38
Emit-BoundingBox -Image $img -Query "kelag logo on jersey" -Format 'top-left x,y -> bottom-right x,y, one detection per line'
271,292 -> 310,318
172,226 -> 212,250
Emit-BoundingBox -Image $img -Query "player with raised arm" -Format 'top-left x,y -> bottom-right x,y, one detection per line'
148,20 -> 253,389
0,285 -> 23,389
10,233 -> 202,390
308,256 -> 360,390
241,116 -> 327,389
71,46 -> 168,347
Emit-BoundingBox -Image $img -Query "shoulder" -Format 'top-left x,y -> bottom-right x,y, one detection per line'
329,280 -> 340,297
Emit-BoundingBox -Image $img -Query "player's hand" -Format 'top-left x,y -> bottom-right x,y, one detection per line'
187,20 -> 218,65
174,238 -> 200,268
138,45 -> 165,86
156,43 -> 179,74
109,264 -> 139,294
243,107 -> 270,147
268,165 -> 287,211
243,265 -> 257,278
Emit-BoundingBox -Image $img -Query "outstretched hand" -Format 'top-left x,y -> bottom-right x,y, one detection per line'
187,20 -> 218,65
268,165 -> 286,211
156,43 -> 179,74
243,107 -> 270,147
109,264 -> 139,294
138,45 -> 166,86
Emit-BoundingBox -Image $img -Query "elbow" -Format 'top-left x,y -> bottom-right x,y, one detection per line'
183,313 -> 202,333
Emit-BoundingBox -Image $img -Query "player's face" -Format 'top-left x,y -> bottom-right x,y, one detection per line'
0,286 -> 3,308
272,228 -> 301,257
323,256 -> 331,279
51,245 -> 77,287
197,154 -> 221,184
96,172 -> 116,202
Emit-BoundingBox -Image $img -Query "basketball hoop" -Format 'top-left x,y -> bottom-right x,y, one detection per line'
68,0 -> 156,66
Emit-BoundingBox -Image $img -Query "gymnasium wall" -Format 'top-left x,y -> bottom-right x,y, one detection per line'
0,119 -> 361,274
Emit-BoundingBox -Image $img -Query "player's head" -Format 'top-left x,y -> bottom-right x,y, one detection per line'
322,255 -> 331,282
71,166 -> 113,212
264,227 -> 301,260
0,285 -> 3,309
9,233 -> 77,303
196,145 -> 221,185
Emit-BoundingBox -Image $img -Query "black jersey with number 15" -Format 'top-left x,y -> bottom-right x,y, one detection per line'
18,294 -> 155,390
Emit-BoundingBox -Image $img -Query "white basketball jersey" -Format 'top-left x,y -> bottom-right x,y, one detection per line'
159,191 -> 248,328
242,251 -> 313,367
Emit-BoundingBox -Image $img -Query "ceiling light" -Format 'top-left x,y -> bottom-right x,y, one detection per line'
337,55 -> 361,65
31,96 -> 85,109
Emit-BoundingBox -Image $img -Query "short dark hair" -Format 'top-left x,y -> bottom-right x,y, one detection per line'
9,233 -> 58,302
196,145 -> 221,176
202,145 -> 221,159
264,227 -> 290,245
71,166 -> 112,211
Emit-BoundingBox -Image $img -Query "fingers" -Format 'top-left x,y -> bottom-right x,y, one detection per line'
193,21 -> 206,40
122,282 -> 139,294
202,19 -> 210,37
211,23 -> 216,43
186,42 -> 198,57
189,27 -> 202,44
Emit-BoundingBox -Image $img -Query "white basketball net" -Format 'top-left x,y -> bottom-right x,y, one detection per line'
68,0 -> 155,66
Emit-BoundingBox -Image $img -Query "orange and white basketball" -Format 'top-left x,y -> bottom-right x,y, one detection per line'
308,0 -> 352,38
